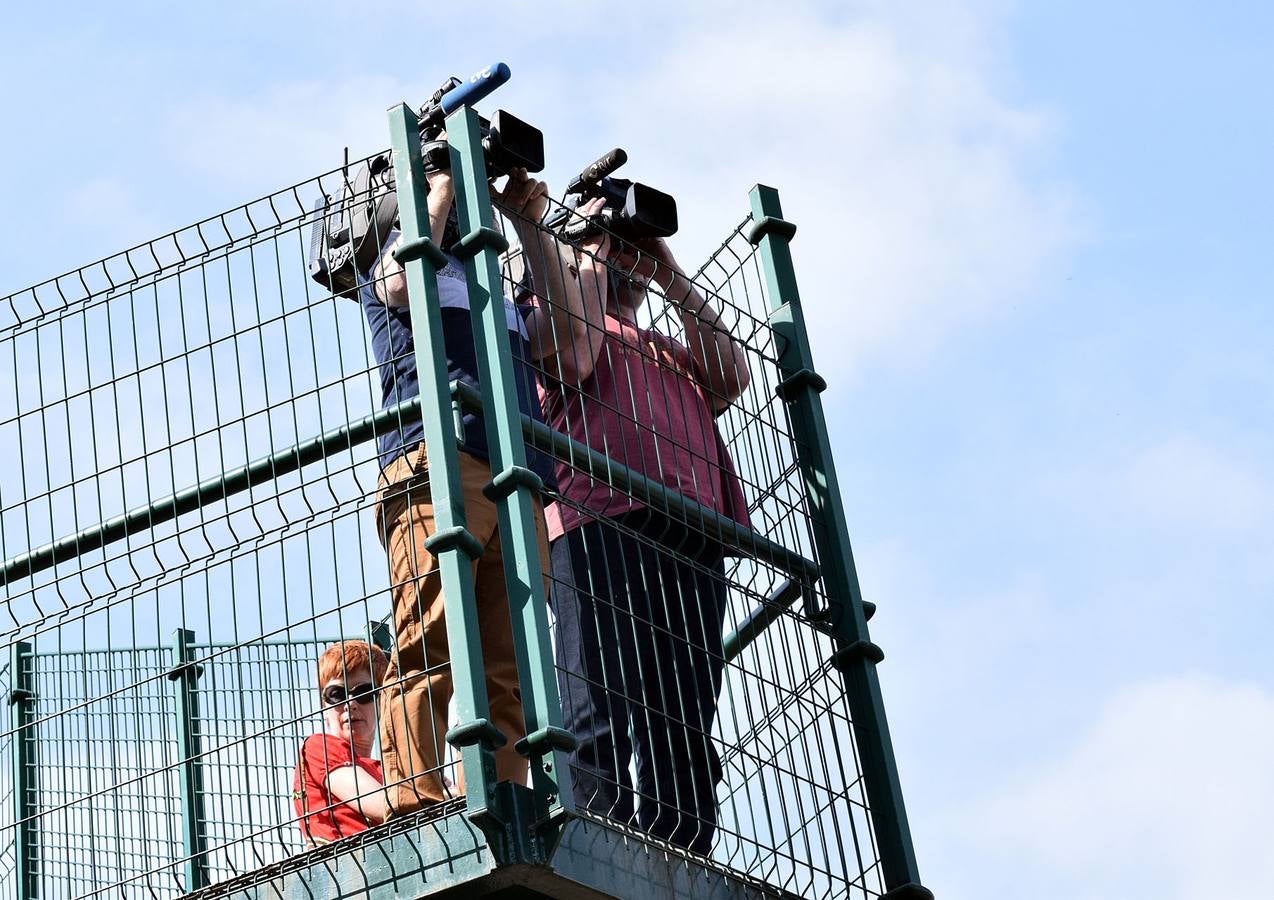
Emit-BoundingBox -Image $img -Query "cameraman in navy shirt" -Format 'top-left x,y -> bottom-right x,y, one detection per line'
363,150 -> 606,818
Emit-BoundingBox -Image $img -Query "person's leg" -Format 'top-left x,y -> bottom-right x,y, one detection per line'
465,452 -> 530,791
588,512 -> 682,841
632,520 -> 728,855
376,447 -> 451,816
550,517 -> 641,826
376,446 -> 500,816
664,552 -> 727,854
628,523 -> 686,843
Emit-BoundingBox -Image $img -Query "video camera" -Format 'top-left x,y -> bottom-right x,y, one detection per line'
307,63 -> 544,298
416,77 -> 544,179
550,148 -> 679,243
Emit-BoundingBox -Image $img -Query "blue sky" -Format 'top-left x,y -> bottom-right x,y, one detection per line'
1,2 -> 1271,898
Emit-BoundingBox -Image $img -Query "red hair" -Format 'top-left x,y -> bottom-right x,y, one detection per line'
317,639 -> 390,691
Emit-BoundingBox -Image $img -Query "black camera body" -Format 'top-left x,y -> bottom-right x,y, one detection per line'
566,176 -> 678,242
420,109 -> 545,179
554,149 -> 678,243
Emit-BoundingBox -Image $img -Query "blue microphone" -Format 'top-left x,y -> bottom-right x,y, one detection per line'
441,63 -> 511,114
419,63 -> 511,134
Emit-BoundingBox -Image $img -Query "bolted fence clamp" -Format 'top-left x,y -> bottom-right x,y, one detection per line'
7,687 -> 35,705
393,236 -> 448,269
515,726 -> 577,758
775,367 -> 828,402
832,640 -> 885,671
483,466 -> 544,502
424,525 -> 485,561
452,226 -> 510,259
447,718 -> 508,751
746,214 -> 798,245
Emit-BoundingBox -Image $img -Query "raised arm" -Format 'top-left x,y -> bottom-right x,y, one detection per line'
547,198 -> 611,383
621,237 -> 751,412
497,175 -> 607,378
374,168 -> 456,307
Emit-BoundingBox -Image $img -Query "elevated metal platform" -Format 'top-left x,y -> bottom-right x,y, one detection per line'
213,804 -> 803,900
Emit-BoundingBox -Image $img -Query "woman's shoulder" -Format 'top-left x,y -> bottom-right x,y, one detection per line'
299,732 -> 355,771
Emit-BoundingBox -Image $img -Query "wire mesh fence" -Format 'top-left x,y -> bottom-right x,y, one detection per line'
0,659 -> 17,889
2,155 -> 407,898
1,115 -> 907,900
12,637 -> 378,899
28,646 -> 183,897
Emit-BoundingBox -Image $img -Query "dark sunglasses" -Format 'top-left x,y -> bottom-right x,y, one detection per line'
322,682 -> 376,706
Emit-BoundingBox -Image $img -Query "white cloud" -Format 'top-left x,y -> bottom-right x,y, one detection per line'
968,674 -> 1274,900
139,1 -> 1072,380
1048,436 -> 1273,537
1121,438 -> 1271,532
588,2 -> 1075,378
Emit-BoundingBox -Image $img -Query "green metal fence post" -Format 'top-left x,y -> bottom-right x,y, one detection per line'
446,104 -> 576,855
386,103 -> 507,836
748,184 -> 931,900
10,641 -> 38,900
167,628 -> 209,893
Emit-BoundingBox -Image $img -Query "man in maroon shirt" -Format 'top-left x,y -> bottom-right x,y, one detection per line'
540,227 -> 751,855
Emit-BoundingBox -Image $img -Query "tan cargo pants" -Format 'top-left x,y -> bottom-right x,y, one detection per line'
375,442 -> 549,817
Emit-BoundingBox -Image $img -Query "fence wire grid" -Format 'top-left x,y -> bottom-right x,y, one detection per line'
1,136 -> 888,900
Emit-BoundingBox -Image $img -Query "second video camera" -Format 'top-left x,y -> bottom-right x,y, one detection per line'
554,148 -> 678,242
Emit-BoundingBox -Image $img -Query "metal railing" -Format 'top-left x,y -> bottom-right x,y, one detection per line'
1,90 -> 927,900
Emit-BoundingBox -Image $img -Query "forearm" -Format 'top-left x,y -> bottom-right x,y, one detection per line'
665,273 -> 751,406
525,224 -> 578,320
345,790 -> 389,824
567,253 -> 610,376
374,245 -> 408,306
533,246 -> 609,380
326,766 -> 390,823
376,178 -> 453,307
426,178 -> 454,248
523,228 -> 586,361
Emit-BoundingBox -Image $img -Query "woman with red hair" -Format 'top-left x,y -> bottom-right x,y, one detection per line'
292,639 -> 392,845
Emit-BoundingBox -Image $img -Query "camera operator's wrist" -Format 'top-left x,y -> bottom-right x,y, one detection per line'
426,164 -> 453,186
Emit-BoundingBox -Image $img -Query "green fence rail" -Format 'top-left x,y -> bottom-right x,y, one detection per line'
0,89 -> 927,900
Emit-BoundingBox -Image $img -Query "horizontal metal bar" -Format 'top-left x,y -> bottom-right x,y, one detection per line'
0,397 -> 421,588
722,578 -> 802,662
450,380 -> 820,584
4,380 -> 818,603
23,636 -> 344,659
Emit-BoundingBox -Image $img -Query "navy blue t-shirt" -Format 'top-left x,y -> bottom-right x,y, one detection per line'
359,232 -> 557,488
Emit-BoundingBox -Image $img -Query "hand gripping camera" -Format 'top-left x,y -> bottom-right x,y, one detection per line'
550,148 -> 679,243
307,63 -> 544,298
